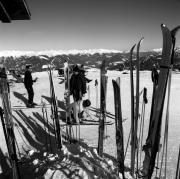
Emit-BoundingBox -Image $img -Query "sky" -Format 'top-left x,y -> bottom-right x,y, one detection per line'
0,0 -> 180,53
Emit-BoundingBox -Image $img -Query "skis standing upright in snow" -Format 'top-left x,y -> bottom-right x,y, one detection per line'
64,60 -> 72,140
112,77 -> 125,179
0,67 -> 21,179
40,55 -> 62,150
141,24 -> 179,179
48,64 -> 62,150
129,44 -> 136,173
134,37 -> 144,175
175,145 -> 180,179
98,59 -> 108,157
158,25 -> 180,179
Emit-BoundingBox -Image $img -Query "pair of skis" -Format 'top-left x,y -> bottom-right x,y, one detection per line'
0,67 -> 21,179
129,37 -> 144,176
97,59 -> 125,178
47,63 -> 62,150
141,24 -> 180,179
39,55 -> 62,150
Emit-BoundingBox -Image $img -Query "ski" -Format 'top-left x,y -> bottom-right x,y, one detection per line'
0,67 -> 21,179
98,59 -> 108,157
89,106 -> 128,122
41,100 -> 53,153
159,25 -> 180,179
12,104 -> 51,110
62,120 -> 114,126
89,106 -> 115,119
129,44 -> 136,174
48,64 -> 62,150
64,60 -> 72,140
141,24 -> 175,179
147,67 -> 159,137
175,145 -> 180,179
134,37 -> 144,176
39,55 -> 62,149
112,77 -> 125,178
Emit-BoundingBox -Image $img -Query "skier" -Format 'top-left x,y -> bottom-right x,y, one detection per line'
24,64 -> 37,107
70,65 -> 87,123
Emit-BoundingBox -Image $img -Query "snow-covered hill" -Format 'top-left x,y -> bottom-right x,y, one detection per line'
0,49 -> 122,58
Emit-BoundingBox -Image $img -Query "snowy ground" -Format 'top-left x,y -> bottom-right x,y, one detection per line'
0,69 -> 180,178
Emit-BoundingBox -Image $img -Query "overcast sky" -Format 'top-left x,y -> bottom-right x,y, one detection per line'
0,0 -> 180,52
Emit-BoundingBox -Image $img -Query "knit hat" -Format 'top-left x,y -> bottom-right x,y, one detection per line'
26,64 -> 32,69
73,65 -> 79,72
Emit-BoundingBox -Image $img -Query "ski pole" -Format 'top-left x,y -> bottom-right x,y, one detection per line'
124,128 -> 131,159
41,104 -> 48,151
175,145 -> 180,179
44,105 -> 52,153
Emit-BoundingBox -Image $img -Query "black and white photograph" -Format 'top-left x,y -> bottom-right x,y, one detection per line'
0,0 -> 180,178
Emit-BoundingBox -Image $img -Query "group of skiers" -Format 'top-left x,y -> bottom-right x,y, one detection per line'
24,63 -> 92,122
69,64 -> 92,123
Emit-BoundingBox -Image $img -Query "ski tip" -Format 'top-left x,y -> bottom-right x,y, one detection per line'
136,37 -> 144,52
130,44 -> 136,53
39,55 -> 49,60
161,23 -> 166,28
112,79 -> 116,83
161,23 -> 171,33
171,26 -> 180,37
137,37 -> 144,46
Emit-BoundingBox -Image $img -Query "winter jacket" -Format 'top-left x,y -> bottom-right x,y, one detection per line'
70,73 -> 86,101
24,70 -> 33,88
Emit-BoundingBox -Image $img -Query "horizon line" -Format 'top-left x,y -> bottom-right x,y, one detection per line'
0,48 -> 162,57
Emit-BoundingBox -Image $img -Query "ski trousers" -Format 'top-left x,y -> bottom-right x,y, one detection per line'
25,85 -> 34,104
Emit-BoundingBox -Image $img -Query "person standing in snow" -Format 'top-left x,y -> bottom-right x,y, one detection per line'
24,64 -> 37,107
70,65 -> 87,122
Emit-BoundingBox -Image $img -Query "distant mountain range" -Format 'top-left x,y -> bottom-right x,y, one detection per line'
0,49 -> 180,73
0,49 -> 123,58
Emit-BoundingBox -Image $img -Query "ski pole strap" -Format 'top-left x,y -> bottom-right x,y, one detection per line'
95,79 -> 98,86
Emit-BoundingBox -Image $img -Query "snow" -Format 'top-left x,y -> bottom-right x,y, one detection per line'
152,48 -> 162,52
0,69 -> 132,179
0,69 -> 180,178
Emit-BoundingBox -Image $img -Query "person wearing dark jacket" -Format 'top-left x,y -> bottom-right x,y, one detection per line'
24,64 -> 37,107
70,65 -> 86,101
70,65 -> 87,122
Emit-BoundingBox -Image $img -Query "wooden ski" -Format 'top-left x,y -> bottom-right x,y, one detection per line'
175,145 -> 180,179
64,61 -> 72,140
98,59 -> 108,157
48,65 -> 62,150
134,37 -> 144,176
142,24 -> 174,179
112,77 -> 125,178
0,67 -> 21,179
129,44 -> 136,174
